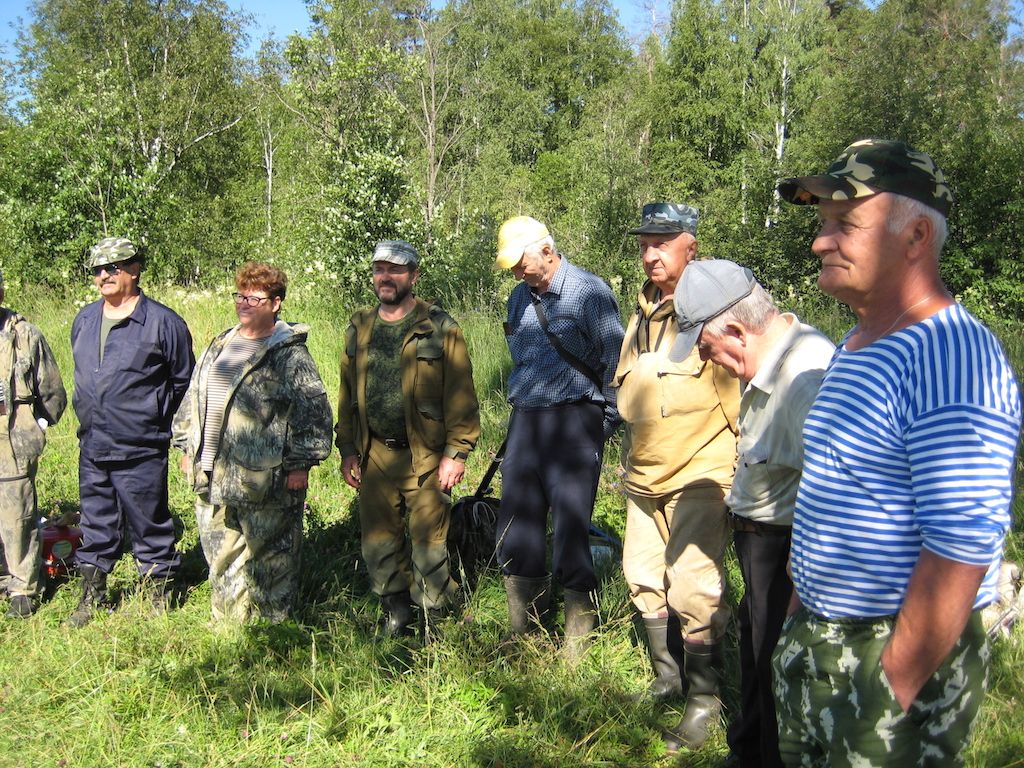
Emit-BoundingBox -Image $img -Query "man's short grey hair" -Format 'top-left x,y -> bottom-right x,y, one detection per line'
702,282 -> 778,337
523,234 -> 556,260
887,194 -> 948,253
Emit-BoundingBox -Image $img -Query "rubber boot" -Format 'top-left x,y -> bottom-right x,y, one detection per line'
563,588 -> 598,661
5,594 -> 36,619
65,564 -> 108,629
381,591 -> 416,637
147,577 -> 175,614
504,574 -> 551,635
664,643 -> 723,753
640,615 -> 686,701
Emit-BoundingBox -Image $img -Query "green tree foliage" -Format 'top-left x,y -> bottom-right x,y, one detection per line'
0,0 -> 1020,318
1,0 -> 251,284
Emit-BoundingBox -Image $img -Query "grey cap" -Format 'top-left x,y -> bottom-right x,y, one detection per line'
628,202 -> 699,236
668,259 -> 756,363
88,237 -> 139,269
373,240 -> 419,267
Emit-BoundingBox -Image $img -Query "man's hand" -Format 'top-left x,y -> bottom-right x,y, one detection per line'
342,455 -> 362,489
286,468 -> 309,491
438,456 -> 466,492
179,454 -> 191,476
880,549 -> 986,712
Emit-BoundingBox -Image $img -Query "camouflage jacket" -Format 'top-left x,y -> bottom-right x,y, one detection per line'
0,308 -> 68,478
335,298 -> 480,476
172,321 -> 333,507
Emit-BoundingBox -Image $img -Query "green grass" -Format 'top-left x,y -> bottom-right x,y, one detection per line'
0,281 -> 1021,767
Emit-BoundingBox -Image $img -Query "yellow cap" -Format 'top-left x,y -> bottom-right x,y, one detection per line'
495,216 -> 550,269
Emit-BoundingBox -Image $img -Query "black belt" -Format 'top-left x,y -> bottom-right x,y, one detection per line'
372,433 -> 410,450
728,512 -> 791,536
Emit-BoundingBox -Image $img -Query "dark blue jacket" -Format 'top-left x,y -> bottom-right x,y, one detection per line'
71,291 -> 195,461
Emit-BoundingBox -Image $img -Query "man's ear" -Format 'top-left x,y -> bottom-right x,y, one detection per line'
906,214 -> 935,262
725,321 -> 747,345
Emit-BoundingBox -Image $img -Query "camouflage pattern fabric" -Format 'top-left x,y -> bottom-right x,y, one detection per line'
777,139 -> 953,217
173,321 -> 333,508
0,309 -> 67,599
88,237 -> 138,269
195,494 -> 304,623
772,608 -> 987,768
358,437 -> 457,609
0,472 -> 40,598
365,314 -> 415,440
627,202 -> 700,235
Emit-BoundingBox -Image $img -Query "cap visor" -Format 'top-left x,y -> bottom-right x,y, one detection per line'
778,174 -> 874,205
668,324 -> 702,363
495,248 -> 522,270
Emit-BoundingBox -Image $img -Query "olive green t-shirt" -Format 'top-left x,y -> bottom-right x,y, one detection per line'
366,313 -> 416,440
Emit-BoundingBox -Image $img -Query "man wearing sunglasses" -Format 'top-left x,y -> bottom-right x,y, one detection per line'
68,237 -> 194,627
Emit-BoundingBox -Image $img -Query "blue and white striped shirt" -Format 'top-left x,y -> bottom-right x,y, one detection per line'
505,257 -> 623,427
791,304 -> 1022,618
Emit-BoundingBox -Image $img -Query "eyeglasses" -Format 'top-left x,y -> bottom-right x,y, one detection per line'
232,292 -> 270,307
91,261 -> 132,277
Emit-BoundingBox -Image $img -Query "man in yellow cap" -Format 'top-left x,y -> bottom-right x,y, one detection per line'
493,215 -> 623,655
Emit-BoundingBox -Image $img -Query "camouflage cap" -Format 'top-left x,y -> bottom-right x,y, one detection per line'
628,202 -> 699,236
777,139 -> 953,217
88,237 -> 139,269
373,240 -> 419,267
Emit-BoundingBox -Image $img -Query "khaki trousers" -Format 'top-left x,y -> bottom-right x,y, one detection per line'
358,438 -> 456,610
622,484 -> 731,644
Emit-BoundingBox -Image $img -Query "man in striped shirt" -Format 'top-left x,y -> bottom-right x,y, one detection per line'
772,139 -> 1022,766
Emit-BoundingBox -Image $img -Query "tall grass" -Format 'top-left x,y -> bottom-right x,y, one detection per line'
0,279 -> 1020,767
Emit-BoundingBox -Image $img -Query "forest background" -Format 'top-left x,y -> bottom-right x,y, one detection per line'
0,0 -> 1023,767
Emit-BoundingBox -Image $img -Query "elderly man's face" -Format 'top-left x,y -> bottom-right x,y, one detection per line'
512,246 -> 557,292
639,232 -> 697,295
93,259 -> 141,302
812,194 -> 906,306
698,325 -> 746,379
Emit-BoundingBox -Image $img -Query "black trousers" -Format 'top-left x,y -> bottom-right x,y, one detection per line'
77,452 -> 180,579
727,526 -> 792,768
496,401 -> 603,592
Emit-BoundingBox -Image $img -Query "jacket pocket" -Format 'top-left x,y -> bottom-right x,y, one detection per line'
414,337 -> 444,398
415,398 -> 446,450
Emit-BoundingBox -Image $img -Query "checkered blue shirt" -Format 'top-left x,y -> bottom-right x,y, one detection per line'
505,257 -> 623,431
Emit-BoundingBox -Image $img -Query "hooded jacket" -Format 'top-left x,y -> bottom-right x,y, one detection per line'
173,321 -> 333,507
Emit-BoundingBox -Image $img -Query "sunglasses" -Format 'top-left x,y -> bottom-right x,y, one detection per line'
91,260 -> 134,277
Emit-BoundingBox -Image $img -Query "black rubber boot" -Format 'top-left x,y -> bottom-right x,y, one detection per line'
5,594 -> 36,619
147,577 -> 176,614
381,591 -> 416,637
65,564 -> 109,629
664,643 -> 723,753
504,574 -> 551,635
640,615 -> 686,701
562,588 -> 598,661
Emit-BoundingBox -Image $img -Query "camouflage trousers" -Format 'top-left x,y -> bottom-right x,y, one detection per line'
772,606 -> 988,768
358,438 -> 457,610
0,467 -> 40,598
195,493 -> 304,624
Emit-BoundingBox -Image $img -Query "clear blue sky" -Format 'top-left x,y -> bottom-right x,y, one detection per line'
0,0 -> 662,61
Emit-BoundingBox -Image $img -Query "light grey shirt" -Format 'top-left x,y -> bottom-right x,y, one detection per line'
726,314 -> 835,525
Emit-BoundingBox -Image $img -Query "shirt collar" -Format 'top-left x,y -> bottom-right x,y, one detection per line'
747,313 -> 798,396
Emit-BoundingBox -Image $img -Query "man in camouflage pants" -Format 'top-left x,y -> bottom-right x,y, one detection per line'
772,139 -> 1022,766
0,269 -> 67,618
336,241 -> 479,639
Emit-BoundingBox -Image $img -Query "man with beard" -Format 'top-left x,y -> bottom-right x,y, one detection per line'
336,240 -> 480,639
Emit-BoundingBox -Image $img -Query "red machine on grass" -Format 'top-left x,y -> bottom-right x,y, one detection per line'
40,520 -> 83,579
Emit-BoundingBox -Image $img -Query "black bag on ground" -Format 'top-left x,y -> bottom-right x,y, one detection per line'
448,440 -> 505,589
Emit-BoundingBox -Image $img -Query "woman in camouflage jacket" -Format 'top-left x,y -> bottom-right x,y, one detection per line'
172,263 -> 332,623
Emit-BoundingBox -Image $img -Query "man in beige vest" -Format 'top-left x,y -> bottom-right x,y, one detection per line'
614,203 -> 739,750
